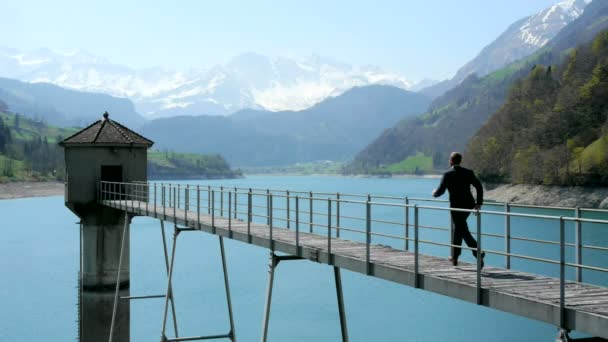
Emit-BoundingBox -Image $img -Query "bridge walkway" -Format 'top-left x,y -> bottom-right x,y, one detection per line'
100,197 -> 608,339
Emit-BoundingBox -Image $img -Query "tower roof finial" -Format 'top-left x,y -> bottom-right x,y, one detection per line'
103,111 -> 109,120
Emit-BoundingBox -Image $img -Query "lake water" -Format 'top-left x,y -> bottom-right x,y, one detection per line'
1,176 -> 607,341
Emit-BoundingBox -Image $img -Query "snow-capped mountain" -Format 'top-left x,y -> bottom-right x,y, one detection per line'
421,0 -> 591,98
0,48 -> 413,117
456,0 -> 590,82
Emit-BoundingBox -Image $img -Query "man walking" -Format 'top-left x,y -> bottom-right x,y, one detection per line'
432,152 -> 484,267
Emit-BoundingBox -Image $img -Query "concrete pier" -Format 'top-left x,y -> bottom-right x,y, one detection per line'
81,209 -> 130,289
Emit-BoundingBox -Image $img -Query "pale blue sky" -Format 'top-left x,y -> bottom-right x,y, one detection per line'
3,0 -> 559,81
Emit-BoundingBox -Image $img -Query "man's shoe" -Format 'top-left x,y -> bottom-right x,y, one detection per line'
448,256 -> 458,266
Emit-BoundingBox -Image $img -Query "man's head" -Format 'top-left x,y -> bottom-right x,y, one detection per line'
449,152 -> 462,167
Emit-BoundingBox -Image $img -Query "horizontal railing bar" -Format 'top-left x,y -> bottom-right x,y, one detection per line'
166,333 -> 232,341
120,294 -> 165,300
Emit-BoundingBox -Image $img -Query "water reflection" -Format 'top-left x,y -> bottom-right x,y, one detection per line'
80,289 -> 130,342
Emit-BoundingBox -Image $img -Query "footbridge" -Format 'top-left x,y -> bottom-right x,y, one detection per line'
97,181 -> 608,342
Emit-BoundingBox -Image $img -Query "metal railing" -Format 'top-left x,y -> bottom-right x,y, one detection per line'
98,181 -> 608,327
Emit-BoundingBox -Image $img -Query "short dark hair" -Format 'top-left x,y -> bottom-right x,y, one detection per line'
450,152 -> 462,165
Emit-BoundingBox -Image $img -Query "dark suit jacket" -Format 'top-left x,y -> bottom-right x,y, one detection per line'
433,166 -> 483,209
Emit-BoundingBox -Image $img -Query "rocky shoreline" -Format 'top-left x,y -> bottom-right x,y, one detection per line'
484,183 -> 608,209
0,181 -> 64,200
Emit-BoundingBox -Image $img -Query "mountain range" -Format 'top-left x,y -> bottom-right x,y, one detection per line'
0,77 -> 144,128
140,85 -> 430,166
421,0 -> 591,99
348,0 -> 608,175
0,48 -> 416,118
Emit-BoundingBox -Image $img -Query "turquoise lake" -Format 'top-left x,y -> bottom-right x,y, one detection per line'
1,176 -> 607,341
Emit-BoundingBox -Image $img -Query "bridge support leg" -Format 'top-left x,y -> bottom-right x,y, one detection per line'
161,225 -> 180,342
260,253 -> 349,342
160,221 -> 180,339
160,228 -> 237,342
261,253 -> 278,342
109,213 -> 130,342
334,267 -> 349,342
219,236 -> 237,341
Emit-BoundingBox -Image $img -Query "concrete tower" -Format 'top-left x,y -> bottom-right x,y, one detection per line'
60,111 -> 153,289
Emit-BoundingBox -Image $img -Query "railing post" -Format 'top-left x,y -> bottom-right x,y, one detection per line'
476,209 -> 482,305
414,205 -> 419,288
505,203 -> 511,269
197,185 -> 200,229
154,183 -> 157,217
269,194 -> 274,250
247,189 -> 252,243
575,207 -> 582,283
131,183 -> 134,209
560,216 -> 566,329
286,190 -> 290,229
208,185 -> 211,215
211,190 -> 215,233
366,197 -> 371,275
405,197 -> 409,251
184,185 -> 189,222
145,183 -> 149,215
328,198 -> 332,262
336,192 -> 340,238
220,186 -> 224,217
234,187 -> 238,220
309,191 -> 313,233
266,189 -> 271,225
173,186 -> 177,224
162,184 -> 166,220
296,196 -> 300,255
228,191 -> 232,237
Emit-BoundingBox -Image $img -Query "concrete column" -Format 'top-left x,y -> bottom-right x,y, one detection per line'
81,207 -> 130,290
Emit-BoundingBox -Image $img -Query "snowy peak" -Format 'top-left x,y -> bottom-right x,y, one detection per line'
519,0 -> 591,48
0,47 -> 413,118
423,0 -> 593,98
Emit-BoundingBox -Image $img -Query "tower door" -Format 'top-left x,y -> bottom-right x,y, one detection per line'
101,165 -> 123,182
101,165 -> 123,199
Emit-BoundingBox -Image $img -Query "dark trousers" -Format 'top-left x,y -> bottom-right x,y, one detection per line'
450,210 -> 480,259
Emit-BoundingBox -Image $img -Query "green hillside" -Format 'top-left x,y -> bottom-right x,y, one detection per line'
346,1 -> 608,175
148,151 -> 241,179
0,111 -> 240,182
0,112 -> 76,181
467,30 -> 608,185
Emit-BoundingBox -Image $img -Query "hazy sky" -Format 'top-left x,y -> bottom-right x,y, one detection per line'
3,0 -> 560,81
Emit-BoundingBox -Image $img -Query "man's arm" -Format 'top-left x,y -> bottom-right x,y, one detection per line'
432,173 -> 447,198
470,171 -> 483,206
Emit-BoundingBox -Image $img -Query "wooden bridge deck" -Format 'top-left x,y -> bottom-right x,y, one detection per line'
101,199 -> 608,339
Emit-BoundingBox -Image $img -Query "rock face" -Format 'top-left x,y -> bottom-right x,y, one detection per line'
485,183 -> 608,209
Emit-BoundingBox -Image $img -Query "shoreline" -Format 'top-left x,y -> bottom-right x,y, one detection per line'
0,181 -> 64,200
485,183 -> 608,209
2,180 -> 607,209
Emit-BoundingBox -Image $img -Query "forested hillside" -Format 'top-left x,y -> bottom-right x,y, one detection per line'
467,30 -> 608,185
0,112 -> 75,181
148,151 -> 241,180
0,111 -> 240,181
347,0 -> 608,175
